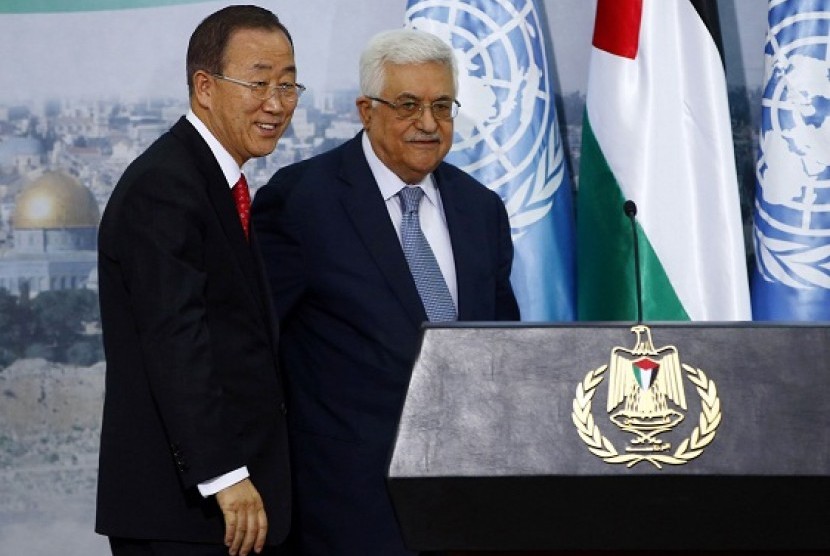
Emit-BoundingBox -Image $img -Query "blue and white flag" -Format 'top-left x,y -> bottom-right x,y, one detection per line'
751,0 -> 830,320
405,0 -> 576,321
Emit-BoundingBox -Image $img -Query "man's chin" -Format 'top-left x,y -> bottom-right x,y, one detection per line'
253,140 -> 280,159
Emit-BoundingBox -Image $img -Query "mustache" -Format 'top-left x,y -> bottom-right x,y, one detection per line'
406,132 -> 441,141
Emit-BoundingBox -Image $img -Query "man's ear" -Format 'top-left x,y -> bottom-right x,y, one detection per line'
192,71 -> 214,110
356,97 -> 373,130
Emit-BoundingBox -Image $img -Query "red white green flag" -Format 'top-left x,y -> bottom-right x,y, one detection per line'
577,0 -> 751,321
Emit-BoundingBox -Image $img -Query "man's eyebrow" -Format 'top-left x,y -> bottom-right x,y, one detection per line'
394,92 -> 453,100
252,62 -> 297,74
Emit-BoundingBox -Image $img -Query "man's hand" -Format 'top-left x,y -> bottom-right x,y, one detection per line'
215,478 -> 268,556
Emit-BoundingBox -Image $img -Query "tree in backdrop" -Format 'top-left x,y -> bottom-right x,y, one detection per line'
0,288 -> 102,368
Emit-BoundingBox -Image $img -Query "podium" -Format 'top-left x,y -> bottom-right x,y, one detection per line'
387,323 -> 830,552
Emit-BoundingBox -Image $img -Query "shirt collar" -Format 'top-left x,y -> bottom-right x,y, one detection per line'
361,132 -> 437,205
186,110 -> 242,189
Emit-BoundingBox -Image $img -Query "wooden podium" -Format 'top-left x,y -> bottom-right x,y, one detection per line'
386,323 -> 830,553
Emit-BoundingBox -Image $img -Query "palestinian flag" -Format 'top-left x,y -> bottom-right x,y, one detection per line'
577,0 -> 751,321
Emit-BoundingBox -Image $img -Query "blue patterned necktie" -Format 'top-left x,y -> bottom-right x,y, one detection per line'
398,186 -> 457,322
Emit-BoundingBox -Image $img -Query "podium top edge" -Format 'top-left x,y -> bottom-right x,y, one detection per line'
420,321 -> 830,330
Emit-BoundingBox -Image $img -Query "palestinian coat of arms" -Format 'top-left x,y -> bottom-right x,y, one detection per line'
572,326 -> 722,468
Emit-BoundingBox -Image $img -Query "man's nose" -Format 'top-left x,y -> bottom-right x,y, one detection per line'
415,104 -> 439,131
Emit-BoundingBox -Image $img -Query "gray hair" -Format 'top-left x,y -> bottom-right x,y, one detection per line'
359,28 -> 458,98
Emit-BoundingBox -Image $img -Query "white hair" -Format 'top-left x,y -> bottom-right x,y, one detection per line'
359,28 -> 458,98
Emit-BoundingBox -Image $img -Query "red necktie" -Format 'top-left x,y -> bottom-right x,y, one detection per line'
232,174 -> 251,241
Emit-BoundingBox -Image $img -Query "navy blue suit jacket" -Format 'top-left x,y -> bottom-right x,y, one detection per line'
251,133 -> 519,555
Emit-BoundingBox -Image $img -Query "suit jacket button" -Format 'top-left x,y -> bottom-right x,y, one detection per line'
280,402 -> 287,415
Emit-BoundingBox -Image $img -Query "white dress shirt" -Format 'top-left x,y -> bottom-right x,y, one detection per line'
361,132 -> 458,309
186,110 -> 241,191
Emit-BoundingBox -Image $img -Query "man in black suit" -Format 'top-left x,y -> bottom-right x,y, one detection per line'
96,6 -> 304,555
252,28 -> 520,555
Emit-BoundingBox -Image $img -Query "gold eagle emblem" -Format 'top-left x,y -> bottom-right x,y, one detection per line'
572,325 -> 722,468
607,325 -> 685,452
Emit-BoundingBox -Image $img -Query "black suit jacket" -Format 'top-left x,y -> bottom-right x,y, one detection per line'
251,133 -> 519,555
95,117 -> 290,545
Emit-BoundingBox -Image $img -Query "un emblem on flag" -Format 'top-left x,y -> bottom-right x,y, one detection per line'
572,326 -> 722,468
754,6 -> 830,290
405,0 -> 567,239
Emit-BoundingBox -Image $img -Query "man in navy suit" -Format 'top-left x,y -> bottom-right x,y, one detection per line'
251,28 -> 520,555
96,6 -> 304,555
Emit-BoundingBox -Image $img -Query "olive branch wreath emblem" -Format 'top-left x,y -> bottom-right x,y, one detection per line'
572,364 -> 722,468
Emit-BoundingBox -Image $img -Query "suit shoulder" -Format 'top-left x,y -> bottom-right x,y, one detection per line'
438,162 -> 503,204
259,139 -> 353,198
438,161 -> 483,188
120,131 -> 198,184
275,140 -> 350,179
104,131 -> 205,218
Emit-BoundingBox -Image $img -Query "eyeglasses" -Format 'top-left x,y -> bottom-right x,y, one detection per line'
211,74 -> 306,103
367,96 -> 460,121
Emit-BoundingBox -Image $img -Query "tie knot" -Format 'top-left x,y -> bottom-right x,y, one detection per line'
399,186 -> 424,214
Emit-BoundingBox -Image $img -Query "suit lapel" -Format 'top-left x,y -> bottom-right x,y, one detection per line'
338,136 -> 428,327
434,164 -> 477,320
171,118 -> 268,318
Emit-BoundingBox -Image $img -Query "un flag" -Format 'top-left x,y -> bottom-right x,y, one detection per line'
751,0 -> 830,320
405,0 -> 576,321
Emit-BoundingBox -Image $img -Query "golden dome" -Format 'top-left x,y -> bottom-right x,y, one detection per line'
13,171 -> 100,229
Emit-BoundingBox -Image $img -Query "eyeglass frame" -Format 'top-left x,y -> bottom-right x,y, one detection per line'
366,95 -> 461,121
211,73 -> 306,103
